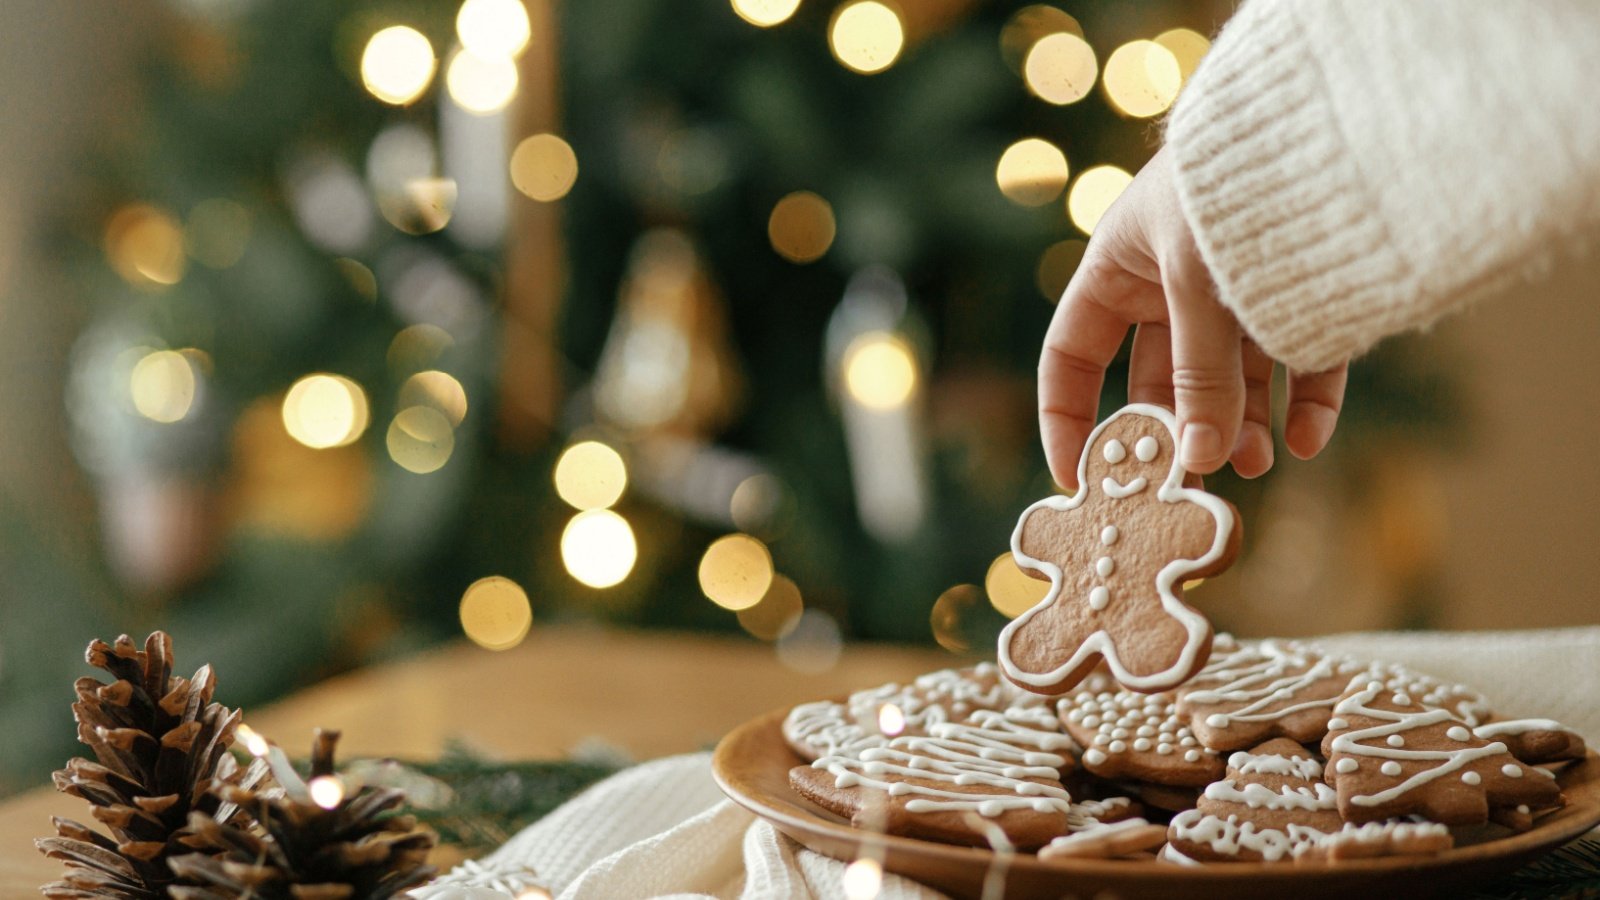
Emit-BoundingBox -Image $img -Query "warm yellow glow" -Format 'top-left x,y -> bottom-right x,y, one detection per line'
1155,27 -> 1210,81
335,257 -> 378,300
731,0 -> 801,27
386,406 -> 455,473
828,1 -> 904,75
308,775 -> 345,810
282,375 -> 371,450
1184,577 -> 1205,591
995,138 -> 1069,207
383,177 -> 457,235
842,857 -> 883,900
459,575 -> 533,651
561,509 -> 638,588
446,49 -> 519,114
698,534 -> 774,611
360,26 -> 437,106
456,0 -> 532,60
387,324 -> 455,374
767,191 -> 836,263
510,133 -> 579,202
842,332 -> 917,411
105,204 -> 186,287
736,574 -> 803,641
1023,32 -> 1097,105
877,703 -> 906,737
1102,39 -> 1182,118
400,370 -> 469,426
186,198 -> 251,269
1067,165 -> 1133,235
129,351 -> 196,424
553,441 -> 628,510
985,552 -> 1050,618
236,724 -> 270,758
1035,238 -> 1087,302
515,890 -> 553,900
929,583 -> 977,653
999,5 -> 1082,71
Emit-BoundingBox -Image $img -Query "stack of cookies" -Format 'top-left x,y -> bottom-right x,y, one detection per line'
782,638 -> 1588,864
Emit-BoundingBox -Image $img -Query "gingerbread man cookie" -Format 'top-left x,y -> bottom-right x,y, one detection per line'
1000,404 -> 1241,694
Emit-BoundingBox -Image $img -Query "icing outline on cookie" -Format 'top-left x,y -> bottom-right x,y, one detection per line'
999,404 -> 1235,692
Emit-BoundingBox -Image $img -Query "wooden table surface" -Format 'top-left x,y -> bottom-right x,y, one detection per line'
1,626 -> 955,892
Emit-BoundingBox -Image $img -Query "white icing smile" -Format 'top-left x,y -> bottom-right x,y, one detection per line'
1101,476 -> 1148,498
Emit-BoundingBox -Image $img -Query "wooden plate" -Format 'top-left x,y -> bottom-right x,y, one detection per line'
712,706 -> 1600,899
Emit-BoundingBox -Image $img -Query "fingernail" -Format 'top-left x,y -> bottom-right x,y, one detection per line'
1181,423 -> 1222,470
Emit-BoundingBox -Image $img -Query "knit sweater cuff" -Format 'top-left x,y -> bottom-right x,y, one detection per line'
1165,3 -> 1410,373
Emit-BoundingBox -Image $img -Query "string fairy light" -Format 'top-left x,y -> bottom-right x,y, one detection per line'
105,204 -> 186,287
560,509 -> 638,588
828,1 -> 904,75
984,551 -> 1049,618
456,0 -> 532,60
1102,39 -> 1182,118
735,574 -> 804,640
698,534 -> 774,611
767,191 -> 836,263
1023,31 -> 1097,105
1066,164 -> 1133,235
446,48 -> 519,114
929,583 -> 978,652
509,134 -> 578,202
399,370 -> 469,426
386,406 -> 455,473
459,575 -> 534,650
282,374 -> 370,450
128,350 -> 197,424
1154,27 -> 1210,81
995,138 -> 1070,207
553,441 -> 628,510
360,26 -> 437,106
731,0 -> 801,28
841,331 -> 917,411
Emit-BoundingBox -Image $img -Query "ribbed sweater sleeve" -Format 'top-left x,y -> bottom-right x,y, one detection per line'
1165,0 -> 1600,373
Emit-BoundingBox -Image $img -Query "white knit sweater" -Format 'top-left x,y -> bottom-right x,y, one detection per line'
1166,0 -> 1600,373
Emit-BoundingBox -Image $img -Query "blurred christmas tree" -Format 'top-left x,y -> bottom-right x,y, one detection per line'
0,0 -> 1460,790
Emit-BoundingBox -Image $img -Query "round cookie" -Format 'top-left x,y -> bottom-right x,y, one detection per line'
783,663 -> 1021,760
1177,639 -> 1363,752
999,404 -> 1241,695
1059,686 -> 1224,787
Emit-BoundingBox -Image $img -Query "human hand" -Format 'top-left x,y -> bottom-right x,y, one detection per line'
1040,147 -> 1348,490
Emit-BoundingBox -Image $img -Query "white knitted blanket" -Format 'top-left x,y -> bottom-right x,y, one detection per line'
413,627 -> 1600,899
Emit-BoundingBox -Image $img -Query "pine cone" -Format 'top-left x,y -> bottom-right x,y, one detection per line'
169,729 -> 436,900
36,632 -> 261,899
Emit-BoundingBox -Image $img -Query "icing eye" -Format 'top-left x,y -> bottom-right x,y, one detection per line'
1135,435 -> 1159,462
1102,439 -> 1127,463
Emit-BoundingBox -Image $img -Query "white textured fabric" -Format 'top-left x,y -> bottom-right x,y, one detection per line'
420,627 -> 1600,899
1166,0 -> 1600,373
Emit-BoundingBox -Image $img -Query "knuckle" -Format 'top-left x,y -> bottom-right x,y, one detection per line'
1170,366 -> 1240,399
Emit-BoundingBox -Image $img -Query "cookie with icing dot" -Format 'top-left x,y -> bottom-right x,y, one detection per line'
1320,675 -> 1563,826
1177,639 -> 1363,752
1058,685 -> 1225,787
999,404 -> 1240,695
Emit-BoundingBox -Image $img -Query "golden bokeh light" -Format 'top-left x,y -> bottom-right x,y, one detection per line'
561,509 -> 638,588
985,552 -> 1050,618
308,776 -> 345,810
446,49 -> 519,114
459,575 -> 533,651
731,0 -> 801,27
335,257 -> 379,300
105,204 -> 186,287
510,133 -> 579,202
282,374 -> 370,449
767,190 -> 836,263
553,440 -> 628,510
1035,238 -> 1087,302
842,331 -> 917,411
386,406 -> 454,473
929,583 -> 978,652
1067,164 -> 1133,235
186,198 -> 251,270
387,324 -> 455,374
1102,39 -> 1182,118
360,26 -> 437,106
877,702 -> 906,737
456,0 -> 532,60
1000,5 -> 1082,72
1023,32 -> 1097,105
698,533 -> 774,611
995,138 -> 1070,207
236,724 -> 270,758
730,473 -> 784,534
736,574 -> 803,641
1155,27 -> 1210,81
828,1 -> 904,75
129,350 -> 197,424
842,857 -> 883,900
399,370 -> 468,426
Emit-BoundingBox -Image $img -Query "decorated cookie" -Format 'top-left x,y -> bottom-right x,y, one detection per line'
790,707 -> 1078,850
1058,686 -> 1225,787
1177,639 -> 1363,752
1321,676 -> 1563,826
783,663 -> 1022,760
1360,663 -> 1493,727
1038,817 -> 1169,861
1293,821 -> 1453,863
1473,719 -> 1588,764
999,404 -> 1241,695
1165,737 -> 1341,862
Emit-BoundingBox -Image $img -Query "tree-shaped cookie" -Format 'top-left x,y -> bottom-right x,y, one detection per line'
1177,639 -> 1363,751
1321,675 -> 1564,825
999,404 -> 1240,694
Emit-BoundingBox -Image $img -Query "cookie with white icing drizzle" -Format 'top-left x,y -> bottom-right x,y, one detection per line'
1176,638 -> 1362,752
1058,685 -> 1225,787
1473,718 -> 1588,764
1038,817 -> 1169,861
1320,675 -> 1563,826
789,705 -> 1079,849
1000,404 -> 1241,695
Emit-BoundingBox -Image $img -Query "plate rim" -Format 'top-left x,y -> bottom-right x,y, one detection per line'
712,703 -> 1600,886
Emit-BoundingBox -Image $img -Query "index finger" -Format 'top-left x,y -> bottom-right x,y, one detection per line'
1039,260 -> 1140,490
